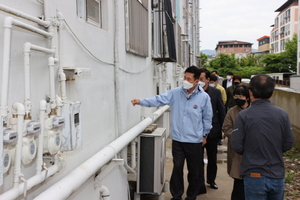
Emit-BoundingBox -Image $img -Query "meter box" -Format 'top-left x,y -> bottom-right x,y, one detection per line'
60,101 -> 82,151
0,117 -> 3,186
22,120 -> 41,165
44,116 -> 65,155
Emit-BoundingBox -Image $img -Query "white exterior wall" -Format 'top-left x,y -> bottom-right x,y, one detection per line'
0,0 -> 200,199
270,4 -> 298,54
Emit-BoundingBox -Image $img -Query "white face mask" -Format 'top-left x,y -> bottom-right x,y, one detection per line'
209,83 -> 216,87
183,80 -> 194,90
198,81 -> 206,88
226,75 -> 232,80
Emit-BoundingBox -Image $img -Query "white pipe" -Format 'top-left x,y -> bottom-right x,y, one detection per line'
0,162 -> 61,200
0,4 -> 50,27
36,100 -> 47,174
11,103 -> 25,188
114,0 -> 122,137
34,105 -> 170,200
56,95 -> 63,116
0,17 -> 53,118
48,57 -> 56,110
59,72 -> 67,100
56,12 -> 67,100
0,17 -> 13,117
131,141 -> 136,169
23,42 -> 55,114
98,185 -> 110,200
10,17 -> 52,37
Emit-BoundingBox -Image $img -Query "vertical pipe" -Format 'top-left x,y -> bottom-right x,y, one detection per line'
130,141 -> 136,169
12,103 -> 25,188
36,100 -> 47,174
23,42 -> 32,116
48,57 -> 56,111
114,0 -> 122,137
0,17 -> 13,118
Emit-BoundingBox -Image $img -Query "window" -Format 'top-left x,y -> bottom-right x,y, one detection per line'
126,0 -> 149,57
77,0 -> 106,28
87,0 -> 101,25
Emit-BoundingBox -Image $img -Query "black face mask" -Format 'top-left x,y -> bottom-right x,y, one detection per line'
235,98 -> 246,107
233,82 -> 240,86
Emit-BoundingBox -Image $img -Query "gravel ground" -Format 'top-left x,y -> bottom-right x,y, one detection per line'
284,148 -> 300,200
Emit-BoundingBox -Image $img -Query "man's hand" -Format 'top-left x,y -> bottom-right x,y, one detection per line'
202,137 -> 207,146
131,99 -> 140,106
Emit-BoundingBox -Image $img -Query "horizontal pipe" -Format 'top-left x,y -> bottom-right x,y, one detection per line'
24,42 -> 55,54
12,18 -> 52,38
0,4 -> 50,27
0,164 -> 60,200
34,105 -> 170,200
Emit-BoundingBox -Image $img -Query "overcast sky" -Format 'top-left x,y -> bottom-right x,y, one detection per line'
200,0 -> 287,50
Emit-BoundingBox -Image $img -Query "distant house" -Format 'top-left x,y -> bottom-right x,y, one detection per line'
257,36 -> 270,54
270,0 -> 298,53
215,40 -> 253,58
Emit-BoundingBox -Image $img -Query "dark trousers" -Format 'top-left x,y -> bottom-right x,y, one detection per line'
170,140 -> 203,200
231,178 -> 245,200
204,136 -> 218,183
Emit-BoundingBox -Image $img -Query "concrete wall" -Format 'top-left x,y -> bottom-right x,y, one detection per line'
270,89 -> 300,149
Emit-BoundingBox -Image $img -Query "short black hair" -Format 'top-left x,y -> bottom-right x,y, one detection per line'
233,75 -> 242,82
210,74 -> 218,82
233,85 -> 250,100
249,74 -> 275,99
185,66 -> 200,79
227,71 -> 234,75
212,70 -> 218,74
199,68 -> 211,79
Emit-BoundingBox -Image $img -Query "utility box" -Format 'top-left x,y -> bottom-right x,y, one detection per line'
137,127 -> 166,195
60,101 -> 82,151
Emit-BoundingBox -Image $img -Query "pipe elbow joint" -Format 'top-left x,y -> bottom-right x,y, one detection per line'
59,72 -> 66,81
3,17 -> 13,28
39,100 -> 47,111
99,185 -> 110,197
48,57 -> 55,66
57,12 -> 64,20
23,42 -> 32,53
12,103 -> 25,115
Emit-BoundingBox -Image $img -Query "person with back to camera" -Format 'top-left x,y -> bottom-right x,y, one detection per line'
222,85 -> 250,200
231,74 -> 294,200
131,66 -> 213,200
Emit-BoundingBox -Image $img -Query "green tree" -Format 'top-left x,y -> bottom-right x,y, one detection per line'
260,34 -> 297,72
200,52 -> 209,67
208,53 -> 238,75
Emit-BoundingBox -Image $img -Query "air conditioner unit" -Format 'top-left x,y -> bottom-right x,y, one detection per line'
137,127 -> 166,195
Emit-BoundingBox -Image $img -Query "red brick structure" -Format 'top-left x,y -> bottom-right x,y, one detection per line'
215,40 -> 253,58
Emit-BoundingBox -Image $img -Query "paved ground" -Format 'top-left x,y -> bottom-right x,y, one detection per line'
141,137 -> 233,200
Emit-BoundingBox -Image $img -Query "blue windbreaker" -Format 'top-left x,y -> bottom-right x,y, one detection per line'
140,85 -> 213,143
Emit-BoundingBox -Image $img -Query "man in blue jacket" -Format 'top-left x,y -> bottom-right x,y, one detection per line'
231,74 -> 294,200
131,66 -> 213,200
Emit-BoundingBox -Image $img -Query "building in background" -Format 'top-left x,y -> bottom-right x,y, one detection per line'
257,36 -> 270,54
270,0 -> 298,53
215,40 -> 253,58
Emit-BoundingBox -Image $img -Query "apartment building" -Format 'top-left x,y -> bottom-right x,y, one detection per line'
215,40 -> 253,58
270,0 -> 298,53
257,36 -> 270,54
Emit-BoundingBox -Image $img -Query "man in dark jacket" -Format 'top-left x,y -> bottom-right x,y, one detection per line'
231,74 -> 294,200
198,69 -> 226,192
222,71 -> 234,88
